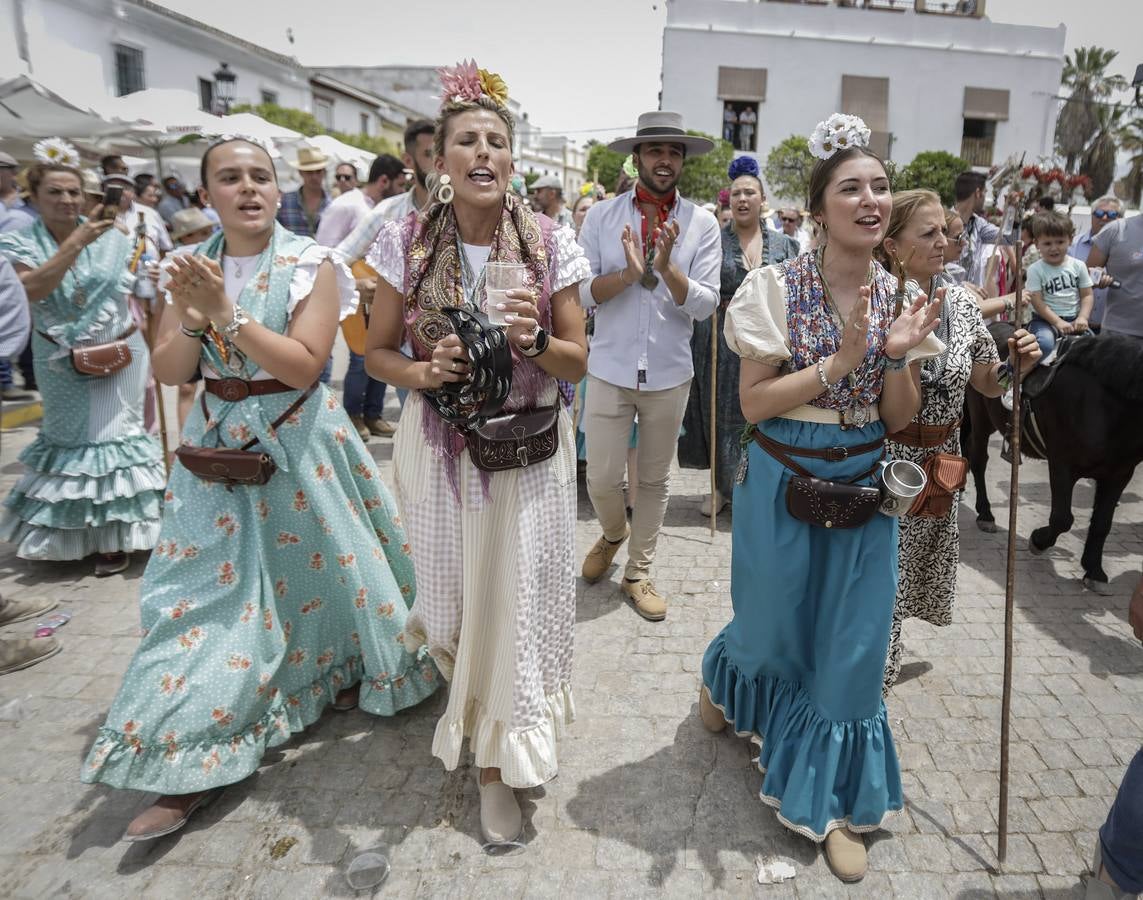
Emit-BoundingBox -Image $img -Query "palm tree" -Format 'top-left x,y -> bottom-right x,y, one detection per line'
1119,115 -> 1143,206
1055,46 -> 1129,173
1080,104 -> 1124,198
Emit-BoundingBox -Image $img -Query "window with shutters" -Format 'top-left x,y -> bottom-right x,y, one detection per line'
840,75 -> 891,157
113,44 -> 145,96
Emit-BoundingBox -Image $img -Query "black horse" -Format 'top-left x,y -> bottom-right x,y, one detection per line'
964,325 -> 1143,594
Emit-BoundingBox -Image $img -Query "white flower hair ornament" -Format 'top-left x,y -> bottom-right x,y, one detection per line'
33,137 -> 81,168
807,114 -> 872,161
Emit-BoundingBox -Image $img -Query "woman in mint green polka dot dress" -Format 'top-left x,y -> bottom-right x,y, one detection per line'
0,161 -> 165,576
81,138 -> 438,842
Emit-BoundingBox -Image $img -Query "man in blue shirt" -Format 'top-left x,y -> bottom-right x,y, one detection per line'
577,112 -> 721,622
1069,195 -> 1121,332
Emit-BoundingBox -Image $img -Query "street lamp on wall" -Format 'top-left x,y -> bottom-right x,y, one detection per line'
212,62 -> 237,115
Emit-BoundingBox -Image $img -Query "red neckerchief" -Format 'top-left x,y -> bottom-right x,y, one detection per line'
633,183 -> 676,247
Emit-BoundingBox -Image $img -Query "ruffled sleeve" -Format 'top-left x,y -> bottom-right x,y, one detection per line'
0,227 -> 43,270
366,219 -> 406,293
724,264 -> 792,367
549,225 -> 592,293
287,243 -> 358,322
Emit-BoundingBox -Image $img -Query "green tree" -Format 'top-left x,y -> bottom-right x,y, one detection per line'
1118,115 -> 1143,206
231,102 -> 401,158
763,135 -> 814,206
677,131 -> 733,204
897,150 -> 969,206
585,140 -> 625,194
1054,46 -> 1129,173
1080,104 -> 1125,199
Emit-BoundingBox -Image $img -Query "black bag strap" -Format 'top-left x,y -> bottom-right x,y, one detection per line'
198,380 -> 320,451
752,427 -> 884,483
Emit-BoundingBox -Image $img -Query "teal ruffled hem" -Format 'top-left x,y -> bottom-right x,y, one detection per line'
81,652 -> 439,794
16,464 -> 167,504
0,517 -> 160,560
4,489 -> 162,530
702,633 -> 904,843
18,432 -> 163,478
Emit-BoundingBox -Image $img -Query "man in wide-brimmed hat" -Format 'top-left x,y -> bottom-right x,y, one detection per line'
577,110 -> 721,622
277,145 -> 331,239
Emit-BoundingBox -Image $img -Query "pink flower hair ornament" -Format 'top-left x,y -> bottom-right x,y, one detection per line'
437,59 -> 509,108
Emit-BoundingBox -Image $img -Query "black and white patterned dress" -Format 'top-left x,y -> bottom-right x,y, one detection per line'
883,279 -> 998,694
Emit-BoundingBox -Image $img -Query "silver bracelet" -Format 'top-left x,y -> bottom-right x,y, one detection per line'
220,305 -> 250,341
815,359 -> 830,389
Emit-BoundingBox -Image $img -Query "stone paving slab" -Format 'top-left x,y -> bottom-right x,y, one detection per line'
1,402 -> 1140,898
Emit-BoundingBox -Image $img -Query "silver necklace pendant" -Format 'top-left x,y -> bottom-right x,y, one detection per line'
73,284 -> 86,308
640,270 -> 659,291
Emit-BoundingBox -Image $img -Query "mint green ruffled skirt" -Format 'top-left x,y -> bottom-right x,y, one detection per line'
0,329 -> 164,559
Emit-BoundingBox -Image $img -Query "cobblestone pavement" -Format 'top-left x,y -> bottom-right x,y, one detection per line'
1,403 -> 1140,899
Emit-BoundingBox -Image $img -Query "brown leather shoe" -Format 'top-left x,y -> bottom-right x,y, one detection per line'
0,637 -> 61,675
581,524 -> 629,583
698,685 -> 726,733
0,594 -> 57,628
823,827 -> 867,882
365,417 -> 396,436
122,791 -> 219,842
349,416 -> 371,441
621,579 -> 667,621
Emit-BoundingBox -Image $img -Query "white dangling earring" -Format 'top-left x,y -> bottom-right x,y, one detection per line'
437,174 -> 454,205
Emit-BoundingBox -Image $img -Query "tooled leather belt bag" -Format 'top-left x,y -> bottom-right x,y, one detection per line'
39,324 -> 137,377
886,420 -> 969,519
175,379 -> 317,489
752,428 -> 885,529
467,405 -> 559,473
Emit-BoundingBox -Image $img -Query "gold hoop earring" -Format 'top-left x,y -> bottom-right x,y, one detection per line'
437,174 -> 453,205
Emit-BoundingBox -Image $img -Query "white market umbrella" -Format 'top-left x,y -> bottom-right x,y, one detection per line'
0,74 -> 141,156
94,89 -> 224,172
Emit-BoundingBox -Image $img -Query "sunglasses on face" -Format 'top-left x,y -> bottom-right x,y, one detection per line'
1093,209 -> 1119,220
335,173 -> 355,182
781,217 -> 798,224
950,232 -> 967,244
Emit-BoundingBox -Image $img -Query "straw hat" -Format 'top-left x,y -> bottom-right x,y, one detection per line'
291,146 -> 329,172
81,169 -> 103,197
607,111 -> 714,156
170,207 -> 215,241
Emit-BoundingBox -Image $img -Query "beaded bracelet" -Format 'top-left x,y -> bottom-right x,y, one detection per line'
815,359 -> 830,389
882,353 -> 908,372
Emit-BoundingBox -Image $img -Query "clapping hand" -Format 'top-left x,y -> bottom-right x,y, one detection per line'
651,220 -> 680,275
884,288 -> 942,361
834,286 -> 872,375
166,256 -> 229,324
620,225 -> 644,284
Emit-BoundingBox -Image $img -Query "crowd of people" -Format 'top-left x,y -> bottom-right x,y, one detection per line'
0,63 -> 1140,892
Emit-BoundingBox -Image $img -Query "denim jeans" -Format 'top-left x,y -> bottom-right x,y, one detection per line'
1100,747 -> 1143,893
319,356 -> 332,385
1028,313 -> 1075,358
0,357 -> 12,389
342,351 -> 388,419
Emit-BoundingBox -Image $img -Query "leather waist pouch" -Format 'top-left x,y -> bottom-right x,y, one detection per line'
908,452 -> 969,519
41,325 -> 138,377
752,428 -> 883,529
174,445 -> 277,487
176,381 -> 318,489
467,406 -> 559,472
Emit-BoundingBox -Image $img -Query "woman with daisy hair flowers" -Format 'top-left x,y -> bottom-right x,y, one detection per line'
697,115 -> 944,882
0,138 -> 165,576
678,155 -> 799,516
364,60 -> 589,846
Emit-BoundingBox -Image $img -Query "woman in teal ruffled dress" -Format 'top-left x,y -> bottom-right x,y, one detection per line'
0,159 -> 165,576
697,120 -> 943,882
81,137 -> 438,842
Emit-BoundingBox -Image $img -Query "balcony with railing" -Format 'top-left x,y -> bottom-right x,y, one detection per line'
960,135 -> 994,167
763,0 -> 985,15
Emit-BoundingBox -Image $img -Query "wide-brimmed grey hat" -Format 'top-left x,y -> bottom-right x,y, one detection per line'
607,111 -> 714,157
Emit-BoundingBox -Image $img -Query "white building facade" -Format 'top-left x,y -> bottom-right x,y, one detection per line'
661,0 -> 1065,196
10,0 -> 309,113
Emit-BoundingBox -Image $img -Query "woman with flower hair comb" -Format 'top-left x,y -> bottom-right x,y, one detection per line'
678,155 -> 799,516
697,114 -> 944,881
365,61 -> 589,845
0,139 -> 164,576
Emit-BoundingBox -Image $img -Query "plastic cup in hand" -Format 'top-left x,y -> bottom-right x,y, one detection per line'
485,262 -> 527,327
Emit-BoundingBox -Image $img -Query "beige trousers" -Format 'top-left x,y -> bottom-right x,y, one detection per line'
583,375 -> 690,582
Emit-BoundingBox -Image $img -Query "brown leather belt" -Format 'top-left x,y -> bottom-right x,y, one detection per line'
204,377 -> 297,402
38,323 -> 137,345
888,420 -> 960,449
752,427 -> 883,463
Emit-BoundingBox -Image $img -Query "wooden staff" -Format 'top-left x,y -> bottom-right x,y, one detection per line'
709,309 -> 718,539
134,213 -> 171,477
997,201 -> 1027,866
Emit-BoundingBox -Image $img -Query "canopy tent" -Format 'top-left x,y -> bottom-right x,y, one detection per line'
92,89 -> 225,173
0,74 -> 146,160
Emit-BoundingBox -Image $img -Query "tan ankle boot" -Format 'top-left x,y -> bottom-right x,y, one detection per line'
698,685 -> 726,733
823,827 -> 867,882
582,523 -> 629,583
